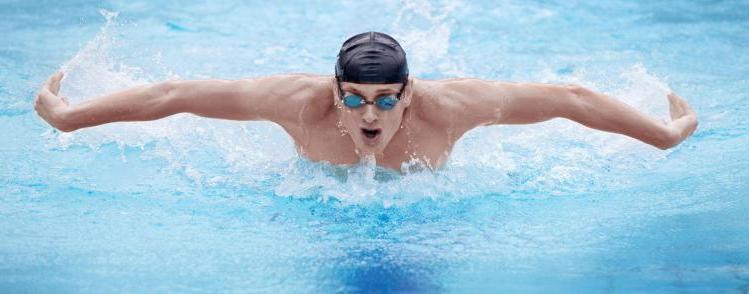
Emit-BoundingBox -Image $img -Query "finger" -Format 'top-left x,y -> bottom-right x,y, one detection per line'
672,94 -> 696,117
667,93 -> 678,107
668,93 -> 683,108
50,72 -> 64,94
39,87 -> 54,99
37,88 -> 51,101
43,73 -> 55,89
679,96 -> 695,114
671,93 -> 686,112
42,71 -> 62,88
667,93 -> 682,119
37,88 -> 61,107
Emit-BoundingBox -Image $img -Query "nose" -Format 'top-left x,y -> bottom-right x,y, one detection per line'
361,105 -> 378,124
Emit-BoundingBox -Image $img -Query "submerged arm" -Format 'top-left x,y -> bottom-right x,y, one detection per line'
446,79 -> 698,149
35,72 -> 322,132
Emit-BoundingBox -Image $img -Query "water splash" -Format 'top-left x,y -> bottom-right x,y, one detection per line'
450,64 -> 672,195
490,1 -> 557,24
50,7 -> 675,207
53,10 -> 295,189
60,10 -> 144,101
392,0 -> 465,78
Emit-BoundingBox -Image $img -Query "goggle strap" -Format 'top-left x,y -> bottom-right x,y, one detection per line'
396,79 -> 407,99
337,78 -> 408,101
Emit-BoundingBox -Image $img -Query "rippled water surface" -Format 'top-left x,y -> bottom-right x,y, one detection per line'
1,0 -> 748,292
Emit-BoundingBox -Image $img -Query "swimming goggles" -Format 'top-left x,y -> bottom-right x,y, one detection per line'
337,80 -> 407,111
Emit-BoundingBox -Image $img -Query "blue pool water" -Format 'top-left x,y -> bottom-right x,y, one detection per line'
2,0 -> 748,292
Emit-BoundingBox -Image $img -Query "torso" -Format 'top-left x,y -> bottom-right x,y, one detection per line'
278,77 -> 468,171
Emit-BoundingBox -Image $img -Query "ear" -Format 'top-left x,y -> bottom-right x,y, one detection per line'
401,77 -> 414,107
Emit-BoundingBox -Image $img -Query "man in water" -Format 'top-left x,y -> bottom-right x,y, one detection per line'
35,32 -> 698,171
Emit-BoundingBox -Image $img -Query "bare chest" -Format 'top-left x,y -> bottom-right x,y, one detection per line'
287,118 -> 459,171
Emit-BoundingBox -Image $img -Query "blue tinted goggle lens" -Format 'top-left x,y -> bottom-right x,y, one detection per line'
343,95 -> 366,108
342,94 -> 399,110
376,96 -> 398,110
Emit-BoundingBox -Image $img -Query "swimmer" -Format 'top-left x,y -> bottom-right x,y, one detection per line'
35,31 -> 698,171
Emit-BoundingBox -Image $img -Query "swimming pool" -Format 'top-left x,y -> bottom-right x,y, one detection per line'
2,0 -> 748,292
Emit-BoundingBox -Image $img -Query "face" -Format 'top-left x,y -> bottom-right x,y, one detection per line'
335,80 -> 411,155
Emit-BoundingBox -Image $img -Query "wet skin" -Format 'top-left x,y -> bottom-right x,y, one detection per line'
35,72 -> 698,172
287,79 -> 459,171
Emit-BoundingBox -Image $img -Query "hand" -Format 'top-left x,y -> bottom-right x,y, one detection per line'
664,92 -> 698,147
35,72 -> 73,131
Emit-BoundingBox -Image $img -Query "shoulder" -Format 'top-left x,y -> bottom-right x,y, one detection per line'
236,73 -> 332,98
411,77 -> 513,110
410,78 -> 512,128
244,73 -> 334,120
282,74 -> 336,120
236,73 -> 333,103
410,78 -> 462,116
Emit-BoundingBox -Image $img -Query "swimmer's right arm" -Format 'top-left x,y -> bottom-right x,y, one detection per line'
35,72 -> 325,132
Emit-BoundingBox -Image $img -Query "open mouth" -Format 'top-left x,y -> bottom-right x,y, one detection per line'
361,128 -> 381,139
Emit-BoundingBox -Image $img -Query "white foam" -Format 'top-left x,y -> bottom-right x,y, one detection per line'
54,10 -> 296,189
490,1 -> 557,24
52,9 -> 675,206
391,0 -> 466,77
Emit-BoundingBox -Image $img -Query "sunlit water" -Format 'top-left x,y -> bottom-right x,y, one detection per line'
1,0 -> 748,292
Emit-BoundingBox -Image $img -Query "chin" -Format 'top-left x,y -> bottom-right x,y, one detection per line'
355,142 -> 386,155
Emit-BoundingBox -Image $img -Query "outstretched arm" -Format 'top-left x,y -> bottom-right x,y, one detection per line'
35,72 -> 327,132
443,79 -> 698,149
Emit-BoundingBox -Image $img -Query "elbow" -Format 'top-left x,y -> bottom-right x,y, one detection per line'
565,84 -> 590,96
565,84 -> 595,104
150,80 -> 182,113
561,84 -> 594,119
154,81 -> 179,101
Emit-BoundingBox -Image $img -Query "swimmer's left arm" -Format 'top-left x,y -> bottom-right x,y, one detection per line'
448,80 -> 698,150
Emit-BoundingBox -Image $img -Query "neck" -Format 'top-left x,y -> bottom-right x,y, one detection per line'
355,148 -> 385,160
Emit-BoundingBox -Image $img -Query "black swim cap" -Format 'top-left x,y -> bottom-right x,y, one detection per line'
335,32 -> 409,84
